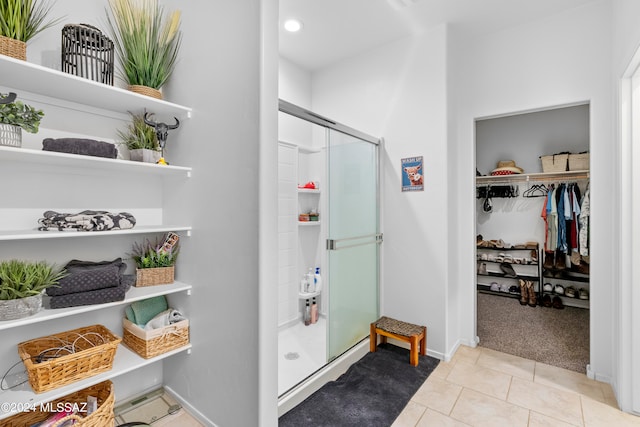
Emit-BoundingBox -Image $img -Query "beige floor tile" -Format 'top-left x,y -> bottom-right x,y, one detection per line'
599,381 -> 620,409
451,344 -> 481,364
535,362 -> 606,403
392,400 -> 427,427
581,396 -> 640,427
508,377 -> 583,426
152,409 -> 204,427
417,408 -> 472,427
477,347 -> 535,381
446,360 -> 512,400
411,376 -> 463,415
528,410 -> 580,427
430,360 -> 455,380
450,388 -> 529,427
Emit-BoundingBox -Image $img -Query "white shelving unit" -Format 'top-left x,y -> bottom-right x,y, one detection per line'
0,54 -> 193,417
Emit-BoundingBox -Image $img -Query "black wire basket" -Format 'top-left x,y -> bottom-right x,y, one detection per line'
61,24 -> 114,85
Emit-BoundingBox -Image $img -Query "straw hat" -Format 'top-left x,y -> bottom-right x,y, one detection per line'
491,160 -> 524,176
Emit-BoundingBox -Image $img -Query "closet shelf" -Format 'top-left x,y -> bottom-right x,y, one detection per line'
0,55 -> 192,119
478,272 -> 539,281
0,146 -> 192,178
476,170 -> 589,186
0,225 -> 192,241
0,344 -> 192,421
0,281 -> 192,331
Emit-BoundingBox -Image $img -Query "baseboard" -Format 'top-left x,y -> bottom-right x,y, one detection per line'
164,385 -> 218,427
277,339 -> 369,417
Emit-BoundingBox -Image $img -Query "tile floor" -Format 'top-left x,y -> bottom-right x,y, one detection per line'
392,345 -> 640,427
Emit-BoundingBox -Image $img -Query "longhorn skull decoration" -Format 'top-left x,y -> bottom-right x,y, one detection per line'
0,92 -> 17,105
144,112 -> 180,164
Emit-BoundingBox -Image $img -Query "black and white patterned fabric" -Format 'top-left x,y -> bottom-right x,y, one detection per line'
37,210 -> 136,231
46,258 -> 126,296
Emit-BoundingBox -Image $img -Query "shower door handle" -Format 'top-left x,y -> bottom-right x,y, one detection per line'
327,233 -> 383,251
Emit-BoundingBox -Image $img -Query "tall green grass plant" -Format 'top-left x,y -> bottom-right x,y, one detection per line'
0,0 -> 61,42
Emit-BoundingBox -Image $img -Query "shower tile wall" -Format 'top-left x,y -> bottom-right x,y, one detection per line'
279,142 -> 299,326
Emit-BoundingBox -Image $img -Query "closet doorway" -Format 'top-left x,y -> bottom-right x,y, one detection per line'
474,103 -> 591,373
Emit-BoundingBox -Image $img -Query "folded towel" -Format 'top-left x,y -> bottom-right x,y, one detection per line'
42,138 -> 118,159
144,308 -> 187,330
49,274 -> 134,309
125,295 -> 168,326
46,258 -> 126,296
38,210 -> 136,232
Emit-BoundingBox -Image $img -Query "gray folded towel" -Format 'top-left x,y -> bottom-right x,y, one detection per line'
46,258 -> 126,296
42,138 -> 118,159
49,274 -> 135,309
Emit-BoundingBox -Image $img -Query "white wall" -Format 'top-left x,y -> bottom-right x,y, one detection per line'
453,0 -> 613,382
312,26 -> 450,357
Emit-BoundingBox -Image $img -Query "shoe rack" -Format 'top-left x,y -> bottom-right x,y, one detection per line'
476,244 -> 541,301
541,251 -> 590,309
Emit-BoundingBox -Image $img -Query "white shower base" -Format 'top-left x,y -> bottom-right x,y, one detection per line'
278,316 -> 327,396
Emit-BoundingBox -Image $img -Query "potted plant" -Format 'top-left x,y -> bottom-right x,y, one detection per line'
106,0 -> 182,99
0,92 -> 44,147
118,111 -> 161,163
130,233 -> 179,286
0,259 -> 66,320
0,0 -> 62,60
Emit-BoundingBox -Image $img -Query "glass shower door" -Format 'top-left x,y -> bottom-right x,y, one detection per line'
327,129 -> 380,361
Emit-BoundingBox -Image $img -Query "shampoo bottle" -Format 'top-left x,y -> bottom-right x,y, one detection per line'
304,300 -> 311,326
311,297 -> 318,324
314,267 -> 322,293
306,268 -> 315,293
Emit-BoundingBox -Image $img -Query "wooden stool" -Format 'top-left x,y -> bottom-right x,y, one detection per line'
370,316 -> 426,366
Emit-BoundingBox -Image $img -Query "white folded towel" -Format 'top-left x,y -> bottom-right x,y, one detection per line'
144,308 -> 187,330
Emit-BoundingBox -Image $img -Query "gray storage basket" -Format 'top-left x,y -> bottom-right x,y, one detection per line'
61,24 -> 114,85
0,123 -> 21,147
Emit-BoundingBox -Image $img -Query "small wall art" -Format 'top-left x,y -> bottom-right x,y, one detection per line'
401,156 -> 424,192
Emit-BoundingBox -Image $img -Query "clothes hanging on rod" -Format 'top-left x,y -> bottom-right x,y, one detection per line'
541,182 -> 587,257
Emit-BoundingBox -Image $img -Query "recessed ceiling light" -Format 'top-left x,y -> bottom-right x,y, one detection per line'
284,19 -> 303,33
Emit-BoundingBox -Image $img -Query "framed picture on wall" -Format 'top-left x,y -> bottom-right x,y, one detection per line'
401,156 -> 423,192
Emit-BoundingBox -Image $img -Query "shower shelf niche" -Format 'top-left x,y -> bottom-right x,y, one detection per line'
298,290 -> 321,299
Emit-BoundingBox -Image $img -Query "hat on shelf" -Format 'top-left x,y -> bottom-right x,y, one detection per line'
491,160 -> 524,176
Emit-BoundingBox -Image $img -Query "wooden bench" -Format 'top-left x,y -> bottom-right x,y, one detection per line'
370,316 -> 426,366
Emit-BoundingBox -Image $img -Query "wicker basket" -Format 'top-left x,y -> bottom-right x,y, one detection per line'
128,85 -> 162,100
123,318 -> 189,359
18,325 -> 121,393
0,123 -> 22,148
540,154 -> 569,173
0,35 -> 26,60
3,380 -> 115,427
135,266 -> 174,287
61,24 -> 114,85
568,152 -> 589,171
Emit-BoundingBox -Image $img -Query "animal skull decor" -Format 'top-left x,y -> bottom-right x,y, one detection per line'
144,112 -> 180,165
0,92 -> 17,104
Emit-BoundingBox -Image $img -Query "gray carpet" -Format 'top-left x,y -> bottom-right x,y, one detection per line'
279,343 -> 439,427
477,292 -> 589,373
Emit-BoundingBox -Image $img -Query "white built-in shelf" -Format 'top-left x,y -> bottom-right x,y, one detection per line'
0,225 -> 192,242
0,344 -> 192,420
0,146 -> 192,178
298,290 -> 321,299
0,55 -> 192,120
298,188 -> 320,194
476,170 -> 589,186
298,221 -> 321,226
0,281 -> 192,331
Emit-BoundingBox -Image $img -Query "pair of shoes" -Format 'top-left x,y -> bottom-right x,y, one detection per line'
578,288 -> 589,300
519,280 -> 528,306
526,280 -> 537,307
554,284 -> 565,295
571,262 -> 590,275
543,252 -> 554,270
541,294 -> 553,307
555,250 -> 567,270
552,296 -> 565,309
565,286 -> 577,298
543,283 -> 553,293
500,262 -> 517,278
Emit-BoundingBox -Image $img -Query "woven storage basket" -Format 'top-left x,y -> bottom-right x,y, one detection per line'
128,85 -> 162,100
568,152 -> 589,171
0,123 -> 22,148
123,318 -> 189,359
540,154 -> 569,173
3,380 -> 114,427
17,325 -> 121,393
135,266 -> 174,287
0,35 -> 26,60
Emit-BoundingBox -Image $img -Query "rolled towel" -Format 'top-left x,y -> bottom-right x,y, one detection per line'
42,138 -> 118,159
46,258 -> 126,296
125,295 -> 168,326
144,308 -> 187,330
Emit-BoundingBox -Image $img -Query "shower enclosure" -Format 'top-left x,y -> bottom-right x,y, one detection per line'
277,100 -> 381,397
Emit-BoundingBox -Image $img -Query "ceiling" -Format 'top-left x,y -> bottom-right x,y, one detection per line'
279,0 -> 596,71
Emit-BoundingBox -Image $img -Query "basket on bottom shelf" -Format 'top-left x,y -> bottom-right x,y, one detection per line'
123,318 -> 189,359
3,380 -> 114,427
17,325 -> 121,393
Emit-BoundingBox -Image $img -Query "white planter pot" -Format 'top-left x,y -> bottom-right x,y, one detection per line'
129,148 -> 161,163
0,293 -> 42,321
0,123 -> 22,147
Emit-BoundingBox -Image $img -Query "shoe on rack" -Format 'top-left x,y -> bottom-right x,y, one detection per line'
543,283 -> 553,293
565,286 -> 577,298
543,269 -> 554,278
526,281 -> 537,307
478,262 -> 487,275
519,280 -> 528,306
500,283 -> 510,293
555,250 -> 567,270
552,296 -> 565,309
543,252 -> 554,270
554,284 -> 565,295
541,294 -> 553,308
509,285 -> 519,294
490,282 -> 500,292
531,249 -> 538,264
578,288 -> 589,300
570,250 -> 581,266
571,262 -> 590,275
500,262 -> 517,278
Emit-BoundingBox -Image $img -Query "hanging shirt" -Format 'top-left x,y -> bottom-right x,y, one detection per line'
557,184 -> 567,253
548,186 -> 558,252
579,187 -> 590,256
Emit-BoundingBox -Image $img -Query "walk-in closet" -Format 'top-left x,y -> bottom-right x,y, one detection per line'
475,103 -> 591,373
